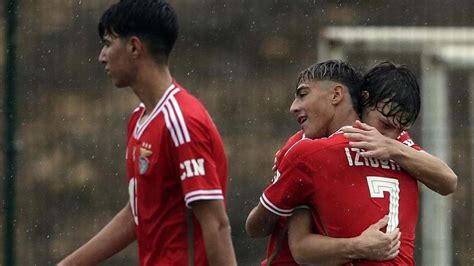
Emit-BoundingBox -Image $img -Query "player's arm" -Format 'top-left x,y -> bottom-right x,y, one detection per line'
58,202 -> 136,265
245,133 -> 300,238
288,209 -> 400,265
191,200 -> 237,266
343,120 -> 457,195
247,142 -> 312,238
248,144 -> 287,238
245,203 -> 280,238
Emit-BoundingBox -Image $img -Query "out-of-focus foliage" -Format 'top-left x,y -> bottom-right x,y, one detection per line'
0,0 -> 473,265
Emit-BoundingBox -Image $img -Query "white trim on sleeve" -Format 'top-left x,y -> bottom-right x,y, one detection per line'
184,189 -> 224,208
260,193 -> 294,217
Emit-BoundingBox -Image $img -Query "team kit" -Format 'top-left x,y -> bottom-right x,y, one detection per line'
58,0 -> 458,265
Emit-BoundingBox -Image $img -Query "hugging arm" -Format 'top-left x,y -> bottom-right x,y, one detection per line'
343,120 -> 457,195
288,209 -> 400,265
245,203 -> 280,238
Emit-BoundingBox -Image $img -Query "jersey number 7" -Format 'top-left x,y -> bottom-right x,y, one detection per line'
366,176 -> 400,233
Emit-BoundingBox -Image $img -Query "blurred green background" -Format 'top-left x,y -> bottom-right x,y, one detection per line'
1,0 -> 473,265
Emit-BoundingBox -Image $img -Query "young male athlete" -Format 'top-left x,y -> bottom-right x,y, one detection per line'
59,1 -> 236,265
246,61 -> 456,265
286,62 -> 457,265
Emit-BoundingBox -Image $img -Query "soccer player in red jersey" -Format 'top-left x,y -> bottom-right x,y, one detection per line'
286,63 -> 456,265
246,61 -> 456,265
59,1 -> 236,265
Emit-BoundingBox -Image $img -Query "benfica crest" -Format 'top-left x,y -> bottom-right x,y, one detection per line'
139,142 -> 153,175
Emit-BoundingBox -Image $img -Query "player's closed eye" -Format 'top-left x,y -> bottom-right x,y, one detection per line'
296,91 -> 308,99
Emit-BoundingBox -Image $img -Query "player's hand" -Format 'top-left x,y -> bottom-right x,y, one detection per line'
354,215 -> 401,261
342,120 -> 396,161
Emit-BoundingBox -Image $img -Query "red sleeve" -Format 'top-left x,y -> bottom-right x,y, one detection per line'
261,143 -> 313,216
174,112 -> 224,207
397,131 -> 422,151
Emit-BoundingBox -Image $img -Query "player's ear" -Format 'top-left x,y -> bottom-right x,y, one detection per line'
331,84 -> 345,105
128,36 -> 145,58
360,90 -> 369,102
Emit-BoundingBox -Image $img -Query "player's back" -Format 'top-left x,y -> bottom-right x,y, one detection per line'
295,132 -> 419,265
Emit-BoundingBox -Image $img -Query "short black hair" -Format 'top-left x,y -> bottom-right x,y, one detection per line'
98,0 -> 178,64
362,61 -> 421,129
296,60 -> 364,112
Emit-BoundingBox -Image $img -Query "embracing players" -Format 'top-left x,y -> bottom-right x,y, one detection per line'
246,60 -> 457,265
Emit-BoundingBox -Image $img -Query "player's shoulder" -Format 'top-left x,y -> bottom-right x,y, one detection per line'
173,81 -> 209,116
311,132 -> 348,153
170,81 -> 221,140
322,130 -> 347,145
283,132 -> 344,160
282,137 -> 310,159
279,131 -> 305,153
287,130 -> 305,143
173,81 -> 202,106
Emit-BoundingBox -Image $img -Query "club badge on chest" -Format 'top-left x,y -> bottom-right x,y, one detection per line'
139,142 -> 153,175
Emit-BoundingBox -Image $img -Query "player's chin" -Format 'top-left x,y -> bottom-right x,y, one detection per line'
112,79 -> 130,88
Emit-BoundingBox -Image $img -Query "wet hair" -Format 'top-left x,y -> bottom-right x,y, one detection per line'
296,60 -> 364,112
362,61 -> 421,129
98,0 -> 178,64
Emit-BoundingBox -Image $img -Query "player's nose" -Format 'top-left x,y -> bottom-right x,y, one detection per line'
98,47 -> 107,64
290,99 -> 300,114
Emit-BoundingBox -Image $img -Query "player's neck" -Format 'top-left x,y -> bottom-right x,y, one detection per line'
131,63 -> 173,115
327,109 -> 359,135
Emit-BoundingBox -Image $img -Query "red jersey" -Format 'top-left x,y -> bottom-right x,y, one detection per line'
397,131 -> 422,151
262,130 -> 419,266
126,81 -> 227,266
262,130 -> 305,266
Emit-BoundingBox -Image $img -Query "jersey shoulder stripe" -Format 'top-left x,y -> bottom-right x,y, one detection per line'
163,94 -> 192,147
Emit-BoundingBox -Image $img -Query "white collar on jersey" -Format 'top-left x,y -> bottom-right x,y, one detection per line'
329,126 -> 351,138
134,83 -> 179,138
